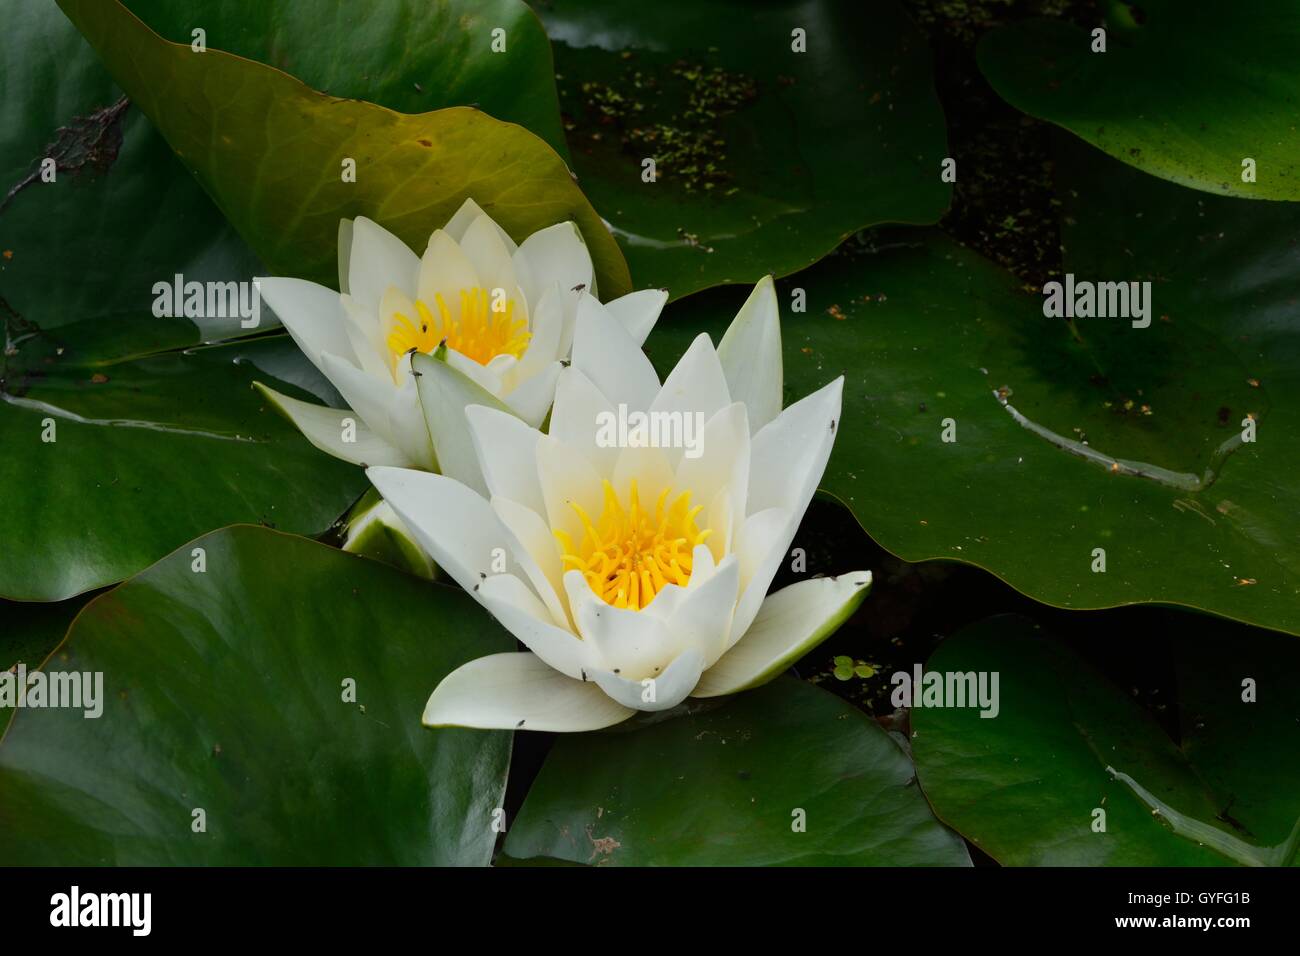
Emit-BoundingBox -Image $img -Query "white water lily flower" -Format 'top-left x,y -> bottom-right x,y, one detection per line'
254,198 -> 667,486
368,276 -> 871,732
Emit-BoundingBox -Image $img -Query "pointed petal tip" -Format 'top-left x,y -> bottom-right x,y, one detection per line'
747,274 -> 778,305
364,462 -> 423,491
843,569 -> 873,588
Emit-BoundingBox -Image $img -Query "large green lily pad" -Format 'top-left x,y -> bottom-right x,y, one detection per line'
0,525 -> 513,865
977,3 -> 1300,200
646,146 -> 1300,635
0,334 -> 365,600
1,0 -> 262,348
911,614 -> 1300,865
503,677 -> 970,866
57,0 -> 631,297
539,0 -> 950,297
121,0 -> 569,156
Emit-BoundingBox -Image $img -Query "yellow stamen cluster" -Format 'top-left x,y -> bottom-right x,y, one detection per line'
386,288 -> 530,369
556,479 -> 712,611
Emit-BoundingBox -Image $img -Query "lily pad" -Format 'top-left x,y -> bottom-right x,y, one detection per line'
540,0 -> 950,297
57,0 -> 631,298
0,525 -> 513,865
977,4 -> 1300,200
121,0 -> 569,157
1,0 -> 262,349
1172,614 -> 1300,852
502,676 -> 970,866
910,614 -> 1300,865
0,334 -> 365,600
646,146 -> 1300,636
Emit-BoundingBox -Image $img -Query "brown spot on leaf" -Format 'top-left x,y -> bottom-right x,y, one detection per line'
586,825 -> 622,863
1,97 -> 130,214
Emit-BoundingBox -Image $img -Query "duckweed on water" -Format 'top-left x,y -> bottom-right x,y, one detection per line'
575,59 -> 757,194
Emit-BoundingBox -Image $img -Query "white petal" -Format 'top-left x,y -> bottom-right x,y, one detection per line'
348,217 -> 420,310
689,541 -> 717,582
705,486 -> 735,561
424,653 -> 633,732
367,466 -> 509,589
320,352 -> 434,468
466,405 -> 545,517
694,571 -> 872,697
256,277 -> 355,372
536,435 -> 606,548
555,290 -> 583,360
591,647 -> 705,712
635,581 -> 692,623
564,571 -> 678,678
444,348 -> 505,397
477,572 -> 587,678
443,198 -> 517,253
412,352 -> 514,495
371,465 -> 584,677
667,554 -> 740,668
515,283 -> 565,380
611,444 -> 675,500
491,495 -> 570,630
390,367 -> 438,468
729,506 -> 793,648
379,285 -> 420,358
673,402 -> 750,532
485,352 -> 518,381
503,360 -> 561,428
550,366 -> 619,476
718,275 -> 783,433
650,333 -> 732,451
459,214 -> 522,305
254,382 -> 411,467
633,542 -> 724,626
571,294 -> 660,412
514,221 -> 593,308
339,294 -> 390,380
604,288 -> 668,347
318,352 -> 400,443
748,376 -> 843,516
736,507 -> 790,588
419,229 -> 481,306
